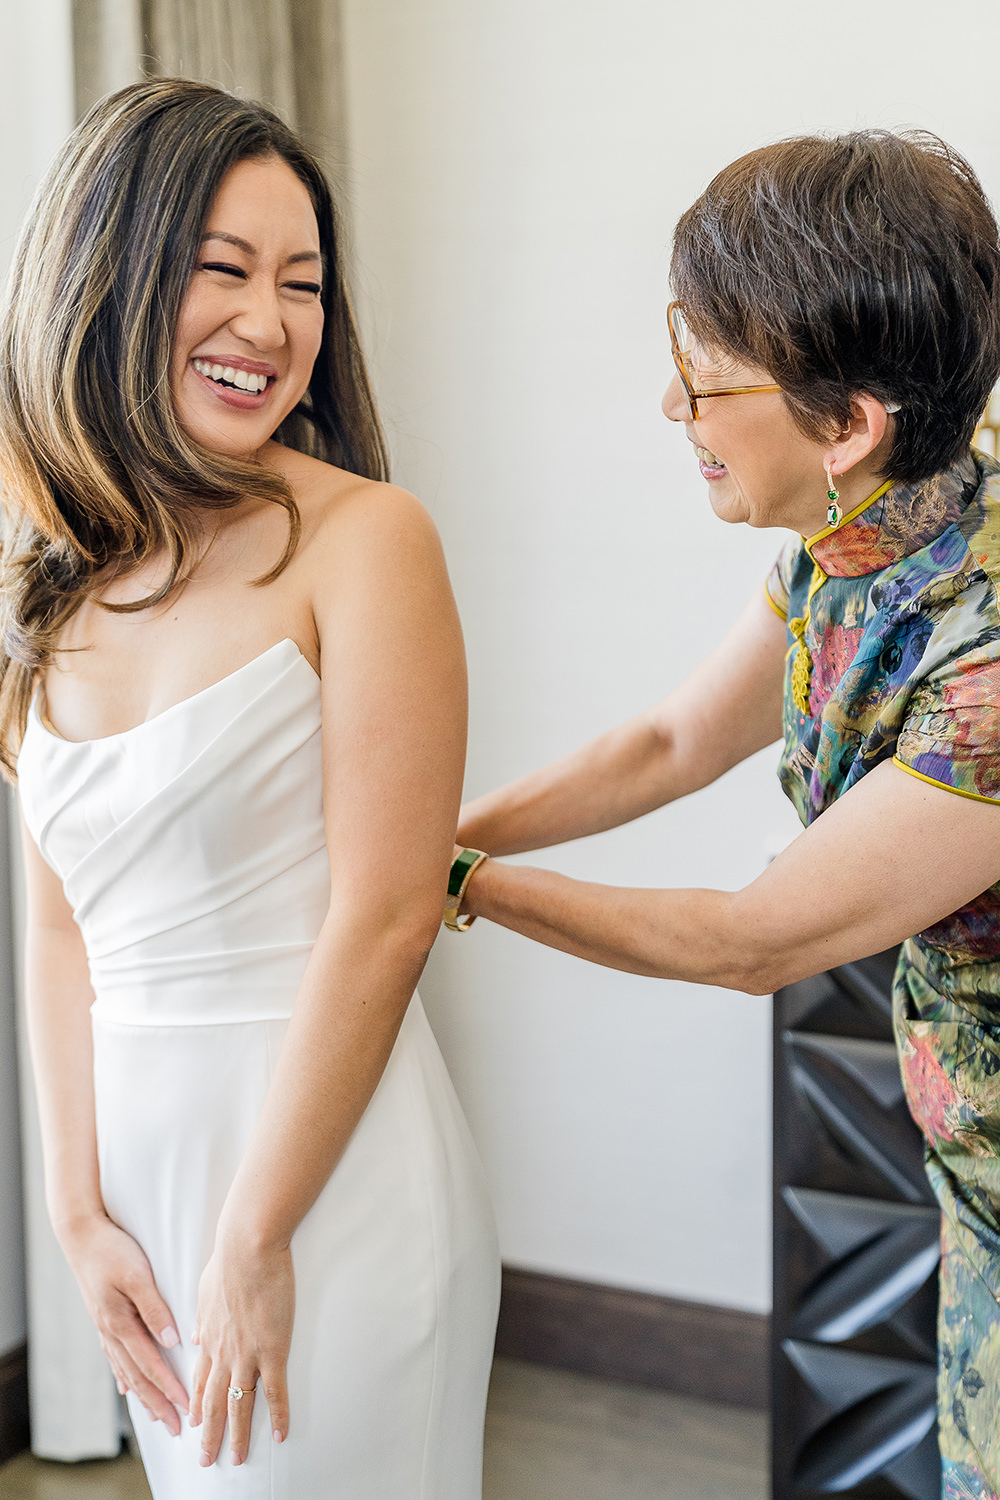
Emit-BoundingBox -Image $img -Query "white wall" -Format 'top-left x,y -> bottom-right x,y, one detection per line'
0,0 -> 76,1358
341,0 -> 1000,1315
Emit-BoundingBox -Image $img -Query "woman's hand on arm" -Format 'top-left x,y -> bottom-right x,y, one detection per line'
460,759 -> 1000,994
457,585 -> 787,855
188,483 -> 467,1467
20,815 -> 188,1432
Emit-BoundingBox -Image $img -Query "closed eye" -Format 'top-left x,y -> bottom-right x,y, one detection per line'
200,261 -> 246,279
284,281 -> 322,296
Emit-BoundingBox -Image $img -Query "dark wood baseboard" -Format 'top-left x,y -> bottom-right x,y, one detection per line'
496,1267 -> 769,1410
0,1343 -> 29,1464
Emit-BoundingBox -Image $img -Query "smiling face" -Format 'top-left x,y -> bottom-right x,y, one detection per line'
171,155 -> 325,460
661,332 -> 840,534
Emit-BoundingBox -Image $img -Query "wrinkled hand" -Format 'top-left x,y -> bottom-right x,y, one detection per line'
189,1239 -> 294,1467
63,1214 -> 188,1434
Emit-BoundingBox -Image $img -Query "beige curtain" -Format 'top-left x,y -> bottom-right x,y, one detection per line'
20,0 -> 347,1460
72,0 -> 347,176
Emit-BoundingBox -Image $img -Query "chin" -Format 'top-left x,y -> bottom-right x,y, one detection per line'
178,413 -> 271,460
707,487 -> 752,527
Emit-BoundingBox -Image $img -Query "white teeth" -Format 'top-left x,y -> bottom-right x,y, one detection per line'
193,360 -> 268,394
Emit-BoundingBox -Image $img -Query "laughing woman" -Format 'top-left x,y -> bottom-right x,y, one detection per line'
451,132 -> 1000,1498
0,80 -> 499,1498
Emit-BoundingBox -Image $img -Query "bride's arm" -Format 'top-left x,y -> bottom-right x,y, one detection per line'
20,816 -> 189,1432
190,483 -> 467,1468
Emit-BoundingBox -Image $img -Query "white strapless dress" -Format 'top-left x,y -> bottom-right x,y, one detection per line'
17,639 -> 500,1499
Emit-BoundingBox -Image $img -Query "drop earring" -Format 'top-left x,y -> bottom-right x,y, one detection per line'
825,469 -> 841,528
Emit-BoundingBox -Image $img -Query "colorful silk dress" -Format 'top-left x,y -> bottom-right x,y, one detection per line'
766,450 -> 1000,1500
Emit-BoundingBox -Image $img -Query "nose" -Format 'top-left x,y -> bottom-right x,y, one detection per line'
661,372 -> 690,424
229,278 -> 286,352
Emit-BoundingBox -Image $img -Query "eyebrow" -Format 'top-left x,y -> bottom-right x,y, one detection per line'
201,231 -> 323,267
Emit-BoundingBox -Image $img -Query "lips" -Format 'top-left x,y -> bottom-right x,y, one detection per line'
695,441 -> 728,477
194,358 -> 269,394
190,356 -> 275,410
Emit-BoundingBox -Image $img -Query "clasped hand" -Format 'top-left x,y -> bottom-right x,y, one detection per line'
189,1236 -> 294,1467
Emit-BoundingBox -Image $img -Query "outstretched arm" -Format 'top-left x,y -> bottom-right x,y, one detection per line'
457,586 -> 787,855
460,758 -> 1000,994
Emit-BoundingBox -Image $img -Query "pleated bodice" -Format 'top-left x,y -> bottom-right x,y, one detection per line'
18,639 -> 329,1026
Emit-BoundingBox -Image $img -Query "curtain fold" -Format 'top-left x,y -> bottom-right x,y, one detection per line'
72,0 -> 348,177
19,0 -> 347,1460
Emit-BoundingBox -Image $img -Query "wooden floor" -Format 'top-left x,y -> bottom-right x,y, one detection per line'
0,1359 -> 769,1500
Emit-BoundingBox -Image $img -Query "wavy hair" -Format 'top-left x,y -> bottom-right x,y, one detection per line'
0,78 -> 388,778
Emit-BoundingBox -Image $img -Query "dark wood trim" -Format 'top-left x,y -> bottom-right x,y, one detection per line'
496,1267 -> 769,1409
0,1343 -> 29,1464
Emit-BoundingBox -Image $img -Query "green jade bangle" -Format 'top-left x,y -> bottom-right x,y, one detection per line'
444,848 -> 489,932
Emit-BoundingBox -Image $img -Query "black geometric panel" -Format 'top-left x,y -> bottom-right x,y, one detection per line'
773,951 -> 940,1500
784,1033 -> 934,1203
784,1190 -> 939,1359
781,953 -> 897,1040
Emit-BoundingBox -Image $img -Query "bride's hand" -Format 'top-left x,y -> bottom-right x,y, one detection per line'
189,1238 -> 294,1467
61,1214 -> 189,1434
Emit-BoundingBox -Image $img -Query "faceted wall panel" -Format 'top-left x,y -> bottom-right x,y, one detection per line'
773,951 -> 940,1500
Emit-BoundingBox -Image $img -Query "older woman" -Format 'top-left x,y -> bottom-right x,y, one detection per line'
450,131 -> 1000,1498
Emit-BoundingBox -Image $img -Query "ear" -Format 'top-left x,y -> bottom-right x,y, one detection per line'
824,395 -> 891,478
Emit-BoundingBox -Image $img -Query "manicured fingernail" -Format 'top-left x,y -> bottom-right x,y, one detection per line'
161,1327 -> 179,1348
231,1450 -> 242,1466
199,1451 -> 212,1467
116,1379 -> 126,1395
273,1429 -> 284,1443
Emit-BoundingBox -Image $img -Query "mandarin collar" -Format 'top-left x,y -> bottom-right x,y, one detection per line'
803,450 -> 981,578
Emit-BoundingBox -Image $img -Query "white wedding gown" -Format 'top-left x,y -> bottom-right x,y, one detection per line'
18,638 -> 500,1499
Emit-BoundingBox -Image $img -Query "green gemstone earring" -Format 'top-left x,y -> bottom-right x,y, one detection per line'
825,469 -> 841,528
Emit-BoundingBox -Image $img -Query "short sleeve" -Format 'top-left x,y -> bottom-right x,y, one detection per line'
764,537 -> 800,622
895,636 -> 1000,805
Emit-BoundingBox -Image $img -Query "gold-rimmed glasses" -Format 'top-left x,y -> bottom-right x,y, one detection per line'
667,301 -> 780,420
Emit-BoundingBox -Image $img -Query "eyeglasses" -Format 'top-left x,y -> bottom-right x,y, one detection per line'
667,301 -> 780,420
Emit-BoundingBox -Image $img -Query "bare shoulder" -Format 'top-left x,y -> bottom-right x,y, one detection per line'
265,443 -> 439,559
261,448 -> 450,650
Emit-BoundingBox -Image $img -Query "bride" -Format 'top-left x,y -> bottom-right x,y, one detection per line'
0,78 -> 499,1497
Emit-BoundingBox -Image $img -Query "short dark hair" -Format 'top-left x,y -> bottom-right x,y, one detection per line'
670,130 -> 1000,485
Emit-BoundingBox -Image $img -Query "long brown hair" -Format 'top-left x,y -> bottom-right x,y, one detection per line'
0,78 -> 388,778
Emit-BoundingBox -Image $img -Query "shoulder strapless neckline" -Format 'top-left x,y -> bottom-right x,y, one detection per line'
32,637 -> 316,746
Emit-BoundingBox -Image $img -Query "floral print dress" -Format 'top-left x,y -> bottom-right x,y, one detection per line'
767,450 -> 1000,1500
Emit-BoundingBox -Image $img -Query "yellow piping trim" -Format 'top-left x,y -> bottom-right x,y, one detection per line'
787,559 -> 827,714
764,585 -> 787,621
804,478 -> 895,562
893,756 -> 1000,806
